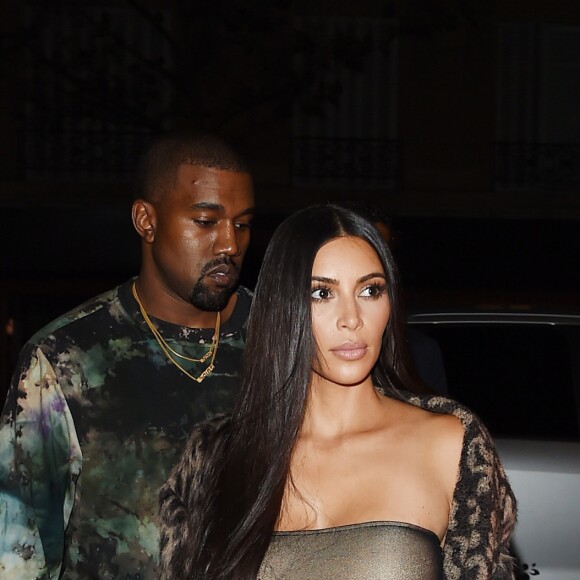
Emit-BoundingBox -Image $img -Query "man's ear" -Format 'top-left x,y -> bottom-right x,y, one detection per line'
132,199 -> 156,243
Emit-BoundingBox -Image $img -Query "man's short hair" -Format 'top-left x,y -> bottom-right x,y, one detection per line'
134,131 -> 250,202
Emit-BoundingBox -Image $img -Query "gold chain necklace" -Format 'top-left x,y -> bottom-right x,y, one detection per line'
133,282 -> 217,364
132,282 -> 220,383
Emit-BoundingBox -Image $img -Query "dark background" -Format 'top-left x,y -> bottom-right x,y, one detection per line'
2,1 -> 580,393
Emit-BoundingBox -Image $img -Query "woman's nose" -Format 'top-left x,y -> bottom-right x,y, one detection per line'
337,298 -> 362,330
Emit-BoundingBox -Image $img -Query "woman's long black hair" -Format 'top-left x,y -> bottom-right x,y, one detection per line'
191,204 -> 427,578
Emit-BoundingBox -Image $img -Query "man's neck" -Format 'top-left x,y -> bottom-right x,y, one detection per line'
133,277 -> 238,329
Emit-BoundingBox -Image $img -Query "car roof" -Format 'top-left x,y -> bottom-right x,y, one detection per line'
408,311 -> 580,325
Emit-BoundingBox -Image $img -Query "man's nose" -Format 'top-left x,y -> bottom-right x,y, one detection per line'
213,220 -> 240,256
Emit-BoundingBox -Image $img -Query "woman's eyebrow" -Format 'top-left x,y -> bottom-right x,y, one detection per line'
311,272 -> 386,285
311,276 -> 337,285
358,272 -> 386,283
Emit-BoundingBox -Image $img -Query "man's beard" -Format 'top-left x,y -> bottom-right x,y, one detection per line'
189,258 -> 239,312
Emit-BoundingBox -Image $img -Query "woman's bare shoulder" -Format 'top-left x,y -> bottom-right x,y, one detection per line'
397,399 -> 464,448
386,398 -> 465,488
425,411 -> 465,465
387,395 -> 463,429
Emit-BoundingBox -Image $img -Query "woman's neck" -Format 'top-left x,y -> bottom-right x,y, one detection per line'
301,377 -> 389,441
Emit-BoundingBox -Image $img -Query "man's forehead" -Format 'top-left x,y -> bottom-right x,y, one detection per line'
167,167 -> 254,218
178,163 -> 218,183
177,162 -> 250,181
174,163 -> 253,199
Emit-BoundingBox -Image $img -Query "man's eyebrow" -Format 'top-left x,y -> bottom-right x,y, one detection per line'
237,207 -> 255,218
190,202 -> 223,211
311,273 -> 385,285
189,203 -> 255,218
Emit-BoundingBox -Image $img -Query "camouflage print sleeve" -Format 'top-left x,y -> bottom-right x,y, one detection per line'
0,348 -> 82,580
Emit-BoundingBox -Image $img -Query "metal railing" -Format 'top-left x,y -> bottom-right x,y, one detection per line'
495,142 -> 580,192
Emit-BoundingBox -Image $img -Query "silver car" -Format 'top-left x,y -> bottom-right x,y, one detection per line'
408,311 -> 580,580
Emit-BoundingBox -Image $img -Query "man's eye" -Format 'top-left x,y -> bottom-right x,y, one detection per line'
235,222 -> 252,230
193,219 -> 215,227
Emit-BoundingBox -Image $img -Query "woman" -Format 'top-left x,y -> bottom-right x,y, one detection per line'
159,204 -> 516,580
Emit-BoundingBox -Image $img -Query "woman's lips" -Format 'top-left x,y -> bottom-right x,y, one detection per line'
330,342 -> 368,360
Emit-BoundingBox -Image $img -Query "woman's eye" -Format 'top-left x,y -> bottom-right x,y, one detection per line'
311,287 -> 331,301
360,284 -> 386,298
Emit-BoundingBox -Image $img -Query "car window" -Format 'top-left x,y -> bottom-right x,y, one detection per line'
411,323 -> 580,441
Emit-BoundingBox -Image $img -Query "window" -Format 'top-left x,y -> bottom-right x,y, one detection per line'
21,3 -> 171,181
291,16 -> 400,190
496,23 -> 580,192
413,323 -> 580,440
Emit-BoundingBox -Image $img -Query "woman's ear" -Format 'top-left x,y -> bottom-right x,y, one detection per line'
132,199 -> 156,243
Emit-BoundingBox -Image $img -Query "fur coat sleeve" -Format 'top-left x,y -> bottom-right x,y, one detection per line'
158,414 -> 230,580
397,393 -> 518,580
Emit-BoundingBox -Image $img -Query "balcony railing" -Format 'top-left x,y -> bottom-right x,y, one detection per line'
292,137 -> 401,190
495,142 -> 580,192
23,129 -> 148,182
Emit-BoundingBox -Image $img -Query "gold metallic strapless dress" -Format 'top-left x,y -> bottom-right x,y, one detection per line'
259,521 -> 443,580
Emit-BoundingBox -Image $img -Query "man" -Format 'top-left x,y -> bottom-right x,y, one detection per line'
0,132 -> 255,578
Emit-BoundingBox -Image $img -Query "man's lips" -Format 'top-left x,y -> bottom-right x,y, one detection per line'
205,264 -> 237,287
330,342 -> 368,361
